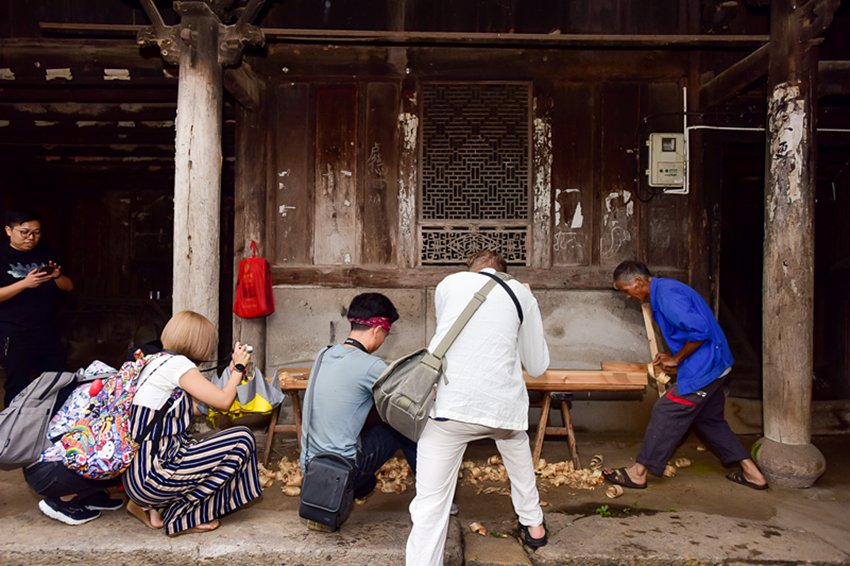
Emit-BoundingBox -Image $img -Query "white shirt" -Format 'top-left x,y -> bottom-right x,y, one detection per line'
429,268 -> 550,430
132,354 -> 196,410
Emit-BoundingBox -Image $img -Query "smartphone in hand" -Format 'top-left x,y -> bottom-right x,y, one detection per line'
39,263 -> 55,275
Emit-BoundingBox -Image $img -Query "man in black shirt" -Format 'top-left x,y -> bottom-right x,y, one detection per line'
0,209 -> 73,407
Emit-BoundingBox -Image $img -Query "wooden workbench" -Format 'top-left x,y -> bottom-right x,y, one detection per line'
262,363 -> 648,467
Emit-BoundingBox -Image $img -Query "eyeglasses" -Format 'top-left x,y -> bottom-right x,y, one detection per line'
13,228 -> 42,239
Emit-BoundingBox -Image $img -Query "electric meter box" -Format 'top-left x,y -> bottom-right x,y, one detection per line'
646,133 -> 686,187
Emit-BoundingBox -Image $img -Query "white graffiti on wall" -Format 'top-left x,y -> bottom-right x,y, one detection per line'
553,188 -> 585,263
600,189 -> 633,259
367,142 -> 386,179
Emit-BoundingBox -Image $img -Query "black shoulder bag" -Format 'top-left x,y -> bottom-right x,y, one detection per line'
298,346 -> 357,531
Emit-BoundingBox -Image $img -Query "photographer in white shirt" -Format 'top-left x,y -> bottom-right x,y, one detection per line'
406,250 -> 550,566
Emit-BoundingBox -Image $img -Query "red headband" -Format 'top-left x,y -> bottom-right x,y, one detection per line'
349,316 -> 392,333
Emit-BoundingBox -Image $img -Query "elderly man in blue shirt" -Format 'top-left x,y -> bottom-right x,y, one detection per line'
605,260 -> 768,491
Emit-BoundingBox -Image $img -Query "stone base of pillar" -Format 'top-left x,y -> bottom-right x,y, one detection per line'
753,437 -> 826,488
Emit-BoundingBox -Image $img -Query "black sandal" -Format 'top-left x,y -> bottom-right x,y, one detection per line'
602,467 -> 647,489
518,520 -> 548,549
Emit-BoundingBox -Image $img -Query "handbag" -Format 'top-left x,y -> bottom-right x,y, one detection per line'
372,271 -> 521,442
298,347 -> 356,531
233,240 -> 275,319
204,366 -> 285,422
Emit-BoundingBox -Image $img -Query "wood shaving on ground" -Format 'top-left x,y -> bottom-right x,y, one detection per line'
458,456 -> 604,493
267,456 -> 413,497
468,522 -> 488,536
258,457 -> 304,495
374,457 -> 414,494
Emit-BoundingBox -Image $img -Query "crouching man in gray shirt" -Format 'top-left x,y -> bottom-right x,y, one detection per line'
300,293 -> 416,528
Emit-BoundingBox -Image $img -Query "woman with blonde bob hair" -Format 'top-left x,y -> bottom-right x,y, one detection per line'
123,310 -> 262,535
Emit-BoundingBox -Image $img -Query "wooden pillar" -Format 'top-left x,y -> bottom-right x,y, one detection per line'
233,78 -> 268,372
755,0 -> 825,488
171,3 -> 223,330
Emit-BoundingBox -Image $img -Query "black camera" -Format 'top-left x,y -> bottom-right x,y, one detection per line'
39,264 -> 55,275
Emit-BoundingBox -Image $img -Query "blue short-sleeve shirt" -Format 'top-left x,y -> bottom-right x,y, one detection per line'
649,277 -> 734,394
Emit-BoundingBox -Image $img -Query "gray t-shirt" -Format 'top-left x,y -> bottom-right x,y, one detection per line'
300,344 -> 387,468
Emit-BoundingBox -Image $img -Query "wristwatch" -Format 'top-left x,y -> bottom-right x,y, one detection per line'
233,363 -> 246,373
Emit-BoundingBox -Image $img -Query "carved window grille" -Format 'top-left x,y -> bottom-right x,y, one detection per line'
420,83 -> 531,265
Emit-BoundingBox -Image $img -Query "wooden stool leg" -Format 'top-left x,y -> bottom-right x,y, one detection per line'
532,393 -> 552,466
559,399 -> 581,469
291,391 -> 303,450
263,404 -> 281,466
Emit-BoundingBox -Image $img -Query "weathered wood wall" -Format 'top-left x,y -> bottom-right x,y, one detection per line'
264,46 -> 690,290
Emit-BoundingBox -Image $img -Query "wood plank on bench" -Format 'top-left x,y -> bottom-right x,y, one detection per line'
263,364 -> 648,466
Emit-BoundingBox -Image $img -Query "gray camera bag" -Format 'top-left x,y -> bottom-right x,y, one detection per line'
373,271 -> 520,441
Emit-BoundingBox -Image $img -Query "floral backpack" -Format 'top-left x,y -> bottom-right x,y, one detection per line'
59,351 -> 174,480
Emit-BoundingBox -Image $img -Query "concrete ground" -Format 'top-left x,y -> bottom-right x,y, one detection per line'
1,430 -> 849,565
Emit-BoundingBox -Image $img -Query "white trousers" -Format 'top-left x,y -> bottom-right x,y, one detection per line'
405,419 -> 544,566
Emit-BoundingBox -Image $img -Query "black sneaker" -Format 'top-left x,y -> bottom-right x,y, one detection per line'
38,498 -> 101,526
78,491 -> 124,511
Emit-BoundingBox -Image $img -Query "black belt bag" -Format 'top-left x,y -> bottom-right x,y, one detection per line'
299,451 -> 355,530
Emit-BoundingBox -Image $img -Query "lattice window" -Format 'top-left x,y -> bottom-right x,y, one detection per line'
420,83 -> 531,265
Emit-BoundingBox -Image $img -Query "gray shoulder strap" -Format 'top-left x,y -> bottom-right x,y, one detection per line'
431,277 -> 500,359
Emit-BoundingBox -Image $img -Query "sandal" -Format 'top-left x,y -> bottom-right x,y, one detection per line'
518,520 -> 548,549
170,519 -> 221,536
126,500 -> 162,529
726,470 -> 768,490
602,467 -> 647,489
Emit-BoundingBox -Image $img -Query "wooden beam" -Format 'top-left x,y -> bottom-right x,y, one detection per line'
171,2 -> 223,330
232,96 -> 268,374
39,22 -> 770,49
699,44 -> 769,109
640,303 -> 670,397
818,60 -> 850,97
698,0 -> 841,109
270,265 -> 688,290
223,63 -> 262,110
759,0 -> 824,486
0,102 -> 177,122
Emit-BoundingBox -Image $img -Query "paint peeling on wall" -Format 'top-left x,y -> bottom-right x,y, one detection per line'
34,121 -> 58,127
533,112 -> 552,247
553,188 -> 586,264
139,121 -> 174,128
45,68 -> 73,81
103,68 -> 131,81
0,120 -> 9,128
398,110 -> 419,244
13,103 -> 46,114
400,111 -> 419,152
0,68 -> 15,81
767,82 -> 806,220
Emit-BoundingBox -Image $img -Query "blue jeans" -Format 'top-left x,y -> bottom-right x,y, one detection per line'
354,423 -> 417,499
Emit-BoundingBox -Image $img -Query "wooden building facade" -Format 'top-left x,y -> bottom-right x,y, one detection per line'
1,1 -> 849,478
